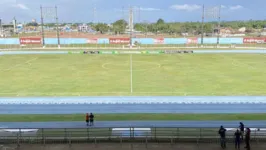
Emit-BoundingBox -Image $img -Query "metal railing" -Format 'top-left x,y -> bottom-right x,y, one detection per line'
0,127 -> 266,146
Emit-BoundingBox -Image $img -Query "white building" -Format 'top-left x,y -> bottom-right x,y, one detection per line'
78,24 -> 90,32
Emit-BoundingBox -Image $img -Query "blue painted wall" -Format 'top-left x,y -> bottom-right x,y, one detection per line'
0,38 -> 19,44
132,38 -> 154,44
198,38 -> 244,44
198,38 -> 217,44
219,38 -> 243,44
164,38 -> 187,44
44,38 -> 88,44
97,38 -> 109,44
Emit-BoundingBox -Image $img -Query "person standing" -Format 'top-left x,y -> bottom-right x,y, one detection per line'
89,113 -> 94,126
235,129 -> 241,149
245,128 -> 251,149
86,113 -> 89,126
239,122 -> 245,140
218,126 -> 227,149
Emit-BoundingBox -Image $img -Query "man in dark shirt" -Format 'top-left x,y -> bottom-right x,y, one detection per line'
89,113 -> 94,126
235,129 -> 241,149
218,126 -> 227,149
245,128 -> 251,149
239,122 -> 244,140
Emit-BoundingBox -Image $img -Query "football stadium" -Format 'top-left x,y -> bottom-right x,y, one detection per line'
1,1 -> 266,150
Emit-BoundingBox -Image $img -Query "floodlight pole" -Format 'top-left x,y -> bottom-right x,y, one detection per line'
55,6 -> 60,48
201,5 -> 205,46
217,5 -> 221,46
40,6 -> 45,48
129,6 -> 133,48
0,18 -> 2,34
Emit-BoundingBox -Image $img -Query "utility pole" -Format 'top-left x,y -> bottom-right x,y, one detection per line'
217,5 -> 221,46
129,6 -> 134,48
93,5 -> 97,24
0,18 -> 2,35
138,6 -> 141,23
55,6 -> 60,48
201,5 -> 205,46
40,6 -> 45,48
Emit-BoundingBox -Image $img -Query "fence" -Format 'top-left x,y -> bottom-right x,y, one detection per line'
0,37 -> 266,50
0,127 -> 266,146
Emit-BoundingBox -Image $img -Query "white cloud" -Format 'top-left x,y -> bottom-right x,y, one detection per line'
15,4 -> 29,10
221,5 -> 227,9
114,7 -> 161,12
170,4 -> 201,11
229,5 -> 243,10
139,7 -> 161,11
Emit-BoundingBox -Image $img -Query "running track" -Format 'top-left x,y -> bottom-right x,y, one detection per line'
0,96 -> 266,114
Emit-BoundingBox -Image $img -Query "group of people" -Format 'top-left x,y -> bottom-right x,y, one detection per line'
219,122 -> 251,149
85,113 -> 94,126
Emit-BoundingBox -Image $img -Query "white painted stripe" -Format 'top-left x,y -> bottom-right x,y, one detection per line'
0,98 -> 266,104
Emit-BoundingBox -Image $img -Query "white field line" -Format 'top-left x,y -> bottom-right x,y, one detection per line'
130,54 -> 133,93
0,91 -> 264,96
0,57 -> 38,72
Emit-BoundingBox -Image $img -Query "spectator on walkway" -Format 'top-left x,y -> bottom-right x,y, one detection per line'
89,113 -> 94,126
218,126 -> 227,149
86,113 -> 89,126
240,122 -> 245,140
245,128 -> 251,149
235,129 -> 241,149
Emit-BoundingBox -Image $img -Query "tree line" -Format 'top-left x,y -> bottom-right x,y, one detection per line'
26,19 -> 266,35
92,19 -> 266,35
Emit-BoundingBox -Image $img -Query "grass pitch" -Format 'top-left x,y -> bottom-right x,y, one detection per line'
0,54 -> 266,96
0,114 -> 266,122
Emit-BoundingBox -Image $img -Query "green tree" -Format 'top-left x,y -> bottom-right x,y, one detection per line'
134,23 -> 147,32
94,23 -> 109,34
112,19 -> 127,34
204,23 -> 213,33
156,18 -> 165,25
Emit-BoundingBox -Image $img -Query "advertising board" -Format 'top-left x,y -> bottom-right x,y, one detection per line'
186,38 -> 198,44
154,38 -> 164,44
87,38 -> 98,44
19,37 -> 42,45
243,38 -> 266,44
109,38 -> 130,44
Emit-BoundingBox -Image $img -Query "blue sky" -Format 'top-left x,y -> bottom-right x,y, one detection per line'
0,0 -> 266,23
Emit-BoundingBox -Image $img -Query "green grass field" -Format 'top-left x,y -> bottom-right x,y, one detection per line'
1,54 -> 266,96
0,114 -> 266,122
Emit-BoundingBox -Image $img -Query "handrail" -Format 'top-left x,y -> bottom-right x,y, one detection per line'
0,127 -> 265,129
0,127 -> 265,138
